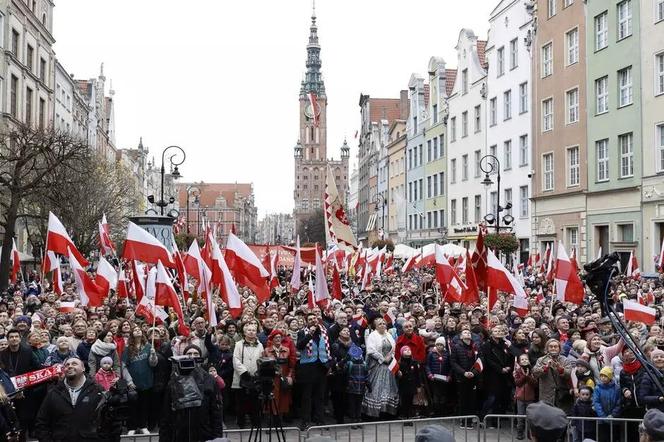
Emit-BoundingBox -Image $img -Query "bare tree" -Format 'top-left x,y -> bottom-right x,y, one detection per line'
297,208 -> 325,246
0,125 -> 89,289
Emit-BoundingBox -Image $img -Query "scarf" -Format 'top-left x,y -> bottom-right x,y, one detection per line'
307,323 -> 330,360
622,359 -> 641,375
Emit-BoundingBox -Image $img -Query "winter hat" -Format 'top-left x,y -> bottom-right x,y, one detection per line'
182,344 -> 202,356
400,345 -> 412,356
599,366 -> 614,379
575,359 -> 592,372
650,348 -> 664,360
268,329 -> 284,340
415,425 -> 454,442
642,409 -> 664,440
435,336 -> 446,346
100,356 -> 113,366
526,401 -> 568,440
14,315 -> 31,326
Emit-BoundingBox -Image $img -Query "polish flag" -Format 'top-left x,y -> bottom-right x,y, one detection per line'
98,214 -> 115,256
46,212 -> 88,266
535,287 -> 545,305
184,239 -> 212,302
545,247 -> 556,283
463,250 -> 480,304
626,250 -> 641,280
123,222 -> 174,267
172,240 -> 189,301
131,260 -> 146,302
95,255 -> 117,297
435,245 -> 466,302
10,239 -> 20,284
540,244 -> 551,274
290,236 -> 303,293
472,357 -> 484,373
68,247 -> 104,307
45,251 -> 64,295
117,268 -> 130,298
155,260 -> 190,335
471,229 -> 487,291
352,313 -> 368,329
263,247 -> 280,290
658,238 -> 664,271
215,247 -> 242,320
136,268 -> 168,325
533,250 -> 541,269
314,247 -> 330,308
387,357 -> 399,375
308,92 -> 319,127
307,273 -> 315,309
637,290 -> 646,306
554,241 -> 585,305
486,249 -> 529,316
58,301 -> 77,313
331,260 -> 343,301
623,299 -> 656,325
225,232 -> 270,303
402,251 -> 420,273
570,247 -> 579,272
416,249 -> 435,268
204,235 -> 227,326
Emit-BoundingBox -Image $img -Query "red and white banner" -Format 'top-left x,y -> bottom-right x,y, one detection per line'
155,260 -> 189,335
486,249 -> 528,316
58,301 -> 76,313
122,222 -> 174,267
46,212 -> 89,266
98,214 -> 115,256
308,92 -> 319,127
225,232 -> 270,303
11,364 -> 63,390
623,299 -> 656,325
324,165 -> 357,250
313,247 -> 330,307
388,357 -> 399,375
69,247 -> 104,307
290,236 -> 303,292
95,255 -> 117,297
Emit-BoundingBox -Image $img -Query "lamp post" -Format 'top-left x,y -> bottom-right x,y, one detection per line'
479,154 -> 514,233
154,145 -> 186,216
375,193 -> 386,239
198,205 -> 207,237
186,185 -> 200,234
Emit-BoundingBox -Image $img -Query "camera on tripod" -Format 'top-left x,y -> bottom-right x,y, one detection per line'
254,357 -> 278,397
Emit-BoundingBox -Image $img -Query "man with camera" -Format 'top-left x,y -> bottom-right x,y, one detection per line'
159,345 -> 223,442
296,313 -> 330,430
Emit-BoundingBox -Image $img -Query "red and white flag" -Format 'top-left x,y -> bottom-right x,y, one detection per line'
623,299 -> 656,325
136,267 -> 169,325
52,255 -> 64,296
117,268 -> 130,298
184,240 -> 212,301
471,230 -> 487,291
155,260 -> 190,335
463,250 -> 480,304
46,212 -> 88,266
215,247 -> 242,320
324,165 -> 357,250
68,247 -> 104,307
545,246 -> 556,283
98,214 -> 115,256
570,247 -> 579,272
10,239 -> 20,284
58,301 -> 76,313
308,92 -> 319,127
554,241 -> 585,305
95,255 -> 117,297
388,357 -> 399,375
290,236 -> 303,293
402,251 -> 420,273
435,245 -> 466,303
331,260 -> 343,301
123,222 -> 174,267
626,250 -> 641,280
314,247 -> 330,308
172,240 -> 189,301
263,247 -> 280,290
225,232 -> 270,303
658,238 -> 664,271
131,260 -> 146,302
486,249 -> 529,316
472,357 -> 484,373
540,244 -> 551,274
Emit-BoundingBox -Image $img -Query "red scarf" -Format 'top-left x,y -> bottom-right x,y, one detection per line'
622,359 -> 641,375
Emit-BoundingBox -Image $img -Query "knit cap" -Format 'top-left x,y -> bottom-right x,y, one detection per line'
100,356 -> 113,366
435,336 -> 446,346
599,366 -> 613,379
651,348 -> 664,360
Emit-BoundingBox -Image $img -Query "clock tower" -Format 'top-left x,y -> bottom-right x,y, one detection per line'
294,5 -> 349,233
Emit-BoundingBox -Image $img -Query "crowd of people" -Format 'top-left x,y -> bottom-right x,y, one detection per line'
0,254 -> 663,442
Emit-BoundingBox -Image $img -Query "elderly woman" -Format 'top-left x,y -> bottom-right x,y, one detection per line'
362,318 -> 399,418
638,348 -> 664,412
263,329 -> 293,419
232,322 -> 264,428
533,339 -> 572,409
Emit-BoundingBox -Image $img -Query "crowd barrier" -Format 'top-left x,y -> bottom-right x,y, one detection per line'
118,414 -> 644,441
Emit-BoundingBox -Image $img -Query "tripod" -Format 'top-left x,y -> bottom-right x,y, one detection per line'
248,389 -> 287,442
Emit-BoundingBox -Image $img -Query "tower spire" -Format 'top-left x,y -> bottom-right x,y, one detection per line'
300,1 -> 325,97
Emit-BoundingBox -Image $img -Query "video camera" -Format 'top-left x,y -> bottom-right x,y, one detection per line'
171,355 -> 204,372
245,357 -> 278,397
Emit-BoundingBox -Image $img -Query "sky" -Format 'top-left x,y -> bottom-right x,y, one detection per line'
54,0 -> 496,217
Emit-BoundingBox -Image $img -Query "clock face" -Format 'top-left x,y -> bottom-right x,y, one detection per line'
304,103 -> 320,118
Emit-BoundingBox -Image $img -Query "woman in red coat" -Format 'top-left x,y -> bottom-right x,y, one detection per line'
263,329 -> 294,417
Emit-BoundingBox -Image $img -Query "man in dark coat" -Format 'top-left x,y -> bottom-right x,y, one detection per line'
35,356 -> 110,442
480,324 -> 514,421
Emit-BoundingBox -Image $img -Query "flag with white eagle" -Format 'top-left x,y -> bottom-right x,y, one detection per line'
324,165 -> 356,251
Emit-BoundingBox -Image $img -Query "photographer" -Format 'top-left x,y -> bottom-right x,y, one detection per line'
159,345 -> 223,442
232,323 -> 263,428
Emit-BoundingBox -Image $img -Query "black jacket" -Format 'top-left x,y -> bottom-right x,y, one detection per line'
34,378 -> 109,442
152,341 -> 173,392
619,366 -> 644,412
0,345 -> 38,377
450,340 -> 481,383
159,367 -> 224,442
480,338 -> 514,391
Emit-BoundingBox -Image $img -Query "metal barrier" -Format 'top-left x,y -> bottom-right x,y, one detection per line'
482,414 -> 644,442
304,415 -> 481,442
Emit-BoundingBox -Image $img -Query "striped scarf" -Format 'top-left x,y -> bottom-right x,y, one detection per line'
307,323 -> 330,360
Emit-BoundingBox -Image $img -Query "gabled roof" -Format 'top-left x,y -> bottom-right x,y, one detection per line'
445,69 -> 457,96
369,98 -> 403,125
477,40 -> 488,70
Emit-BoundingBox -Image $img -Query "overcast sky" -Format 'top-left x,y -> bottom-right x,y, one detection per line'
54,0 -> 495,217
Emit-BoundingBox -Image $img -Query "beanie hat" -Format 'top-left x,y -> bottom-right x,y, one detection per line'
182,344 -> 202,356
651,349 -> 664,360
642,408 -> 664,440
14,315 -> 31,326
435,336 -> 446,346
400,345 -> 412,355
599,366 -> 614,379
100,356 -> 113,366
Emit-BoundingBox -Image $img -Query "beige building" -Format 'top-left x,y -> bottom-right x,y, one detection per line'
387,120 -> 407,242
531,0 -> 588,263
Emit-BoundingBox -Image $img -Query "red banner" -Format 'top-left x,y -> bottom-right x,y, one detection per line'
11,364 -> 63,389
246,244 -> 320,268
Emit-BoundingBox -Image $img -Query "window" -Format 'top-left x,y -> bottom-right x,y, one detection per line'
0,13 -> 4,49
439,135 -> 445,157
462,197 -> 469,224
658,124 -> 664,172
504,140 -> 512,170
618,223 -> 634,242
519,186 -> 529,217
413,116 -> 418,133
408,149 -> 412,170
451,159 -> 457,183
519,135 -> 529,166
450,117 -> 456,141
489,97 -> 497,126
11,29 -> 19,57
595,12 -> 608,50
619,132 -> 634,178
567,88 -> 579,123
10,75 -> 17,118
462,69 -> 468,94
26,44 -> 33,71
567,227 -> 579,251
519,82 -> 528,114
542,98 -> 553,131
439,172 -> 444,195
510,38 -> 518,70
618,1 -> 632,40
408,182 -> 413,202
433,136 -> 439,159
462,154 -> 468,181
427,176 -> 432,198
302,199 -> 308,210
542,43 -> 553,77
427,212 -> 432,229
474,195 -> 482,223
567,146 -> 580,186
489,145 -> 497,173
596,139 -> 610,181
618,67 -> 633,107
39,58 -> 46,82
432,104 -> 438,124
462,111 -> 468,137
504,90 -> 512,120
419,145 -> 423,165
427,140 -> 432,162
38,97 -> 45,129
596,76 -> 609,114
451,199 -> 457,225
474,105 -> 481,132
566,28 -> 579,65
433,173 -> 438,196
504,189 -> 512,216
563,0 -> 573,7
497,47 -> 505,76
656,52 -> 664,95
543,153 -> 554,191
658,0 -> 664,22
548,0 -> 556,18
474,150 -> 481,177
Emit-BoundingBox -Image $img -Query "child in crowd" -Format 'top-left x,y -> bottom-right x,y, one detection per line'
574,359 -> 596,393
346,345 -> 369,423
571,386 -> 596,442
592,367 -> 621,441
397,346 -> 421,419
208,366 -> 226,404
95,356 -> 119,391
425,337 -> 450,416
513,354 -> 537,440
